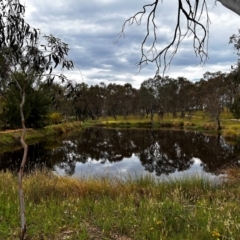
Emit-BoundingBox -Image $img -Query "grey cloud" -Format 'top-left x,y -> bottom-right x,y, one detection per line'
24,0 -> 240,87
87,74 -> 135,83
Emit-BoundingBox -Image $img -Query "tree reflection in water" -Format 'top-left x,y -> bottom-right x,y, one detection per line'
1,128 -> 240,177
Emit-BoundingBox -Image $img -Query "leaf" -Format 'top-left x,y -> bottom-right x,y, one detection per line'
50,76 -> 55,84
25,24 -> 30,34
34,28 -> 38,39
52,55 -> 59,68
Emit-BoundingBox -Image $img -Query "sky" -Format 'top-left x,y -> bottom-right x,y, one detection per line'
24,0 -> 240,89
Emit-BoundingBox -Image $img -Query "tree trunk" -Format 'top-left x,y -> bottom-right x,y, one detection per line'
172,110 -> 177,118
150,110 -> 154,123
180,110 -> 185,119
18,91 -> 28,240
216,117 -> 221,131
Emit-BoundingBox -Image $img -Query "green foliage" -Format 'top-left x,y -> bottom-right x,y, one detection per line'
48,112 -> 63,125
3,75 -> 51,129
0,133 -> 15,146
0,121 -> 83,150
0,97 -> 6,129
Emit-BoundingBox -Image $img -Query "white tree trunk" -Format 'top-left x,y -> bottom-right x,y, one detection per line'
19,91 -> 28,240
217,0 -> 240,16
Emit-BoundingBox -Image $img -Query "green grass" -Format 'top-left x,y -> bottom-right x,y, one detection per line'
92,111 -> 240,139
0,121 -> 83,151
1,170 -> 240,239
2,110 -> 240,150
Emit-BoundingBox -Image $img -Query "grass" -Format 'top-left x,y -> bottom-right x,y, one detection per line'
0,121 -> 83,152
92,111 -> 240,139
2,110 -> 240,149
1,170 -> 240,239
2,112 -> 240,239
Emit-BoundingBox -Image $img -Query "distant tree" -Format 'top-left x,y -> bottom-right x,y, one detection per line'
45,82 -> 75,119
194,79 -> 208,111
139,77 -> 161,122
74,83 -> 90,121
88,84 -> 106,120
158,76 -> 178,118
231,94 -> 240,119
105,83 -> 123,120
203,72 -> 227,130
0,96 -> 6,128
176,77 -> 196,120
138,84 -> 152,118
120,83 -> 138,119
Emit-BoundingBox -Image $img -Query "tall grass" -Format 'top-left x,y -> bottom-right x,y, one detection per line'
1,170 -> 240,239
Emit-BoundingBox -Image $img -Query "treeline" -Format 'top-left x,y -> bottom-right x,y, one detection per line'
58,67 -> 240,129
1,65 -> 240,130
1,28 -> 240,130
78,69 -> 240,126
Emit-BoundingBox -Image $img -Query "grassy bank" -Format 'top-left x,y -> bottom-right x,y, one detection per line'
1,110 -> 240,149
0,121 -> 83,151
92,111 -> 240,140
1,170 -> 240,239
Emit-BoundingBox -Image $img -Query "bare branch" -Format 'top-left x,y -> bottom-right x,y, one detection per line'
118,0 -> 210,75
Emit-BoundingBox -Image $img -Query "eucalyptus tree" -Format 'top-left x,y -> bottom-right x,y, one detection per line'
194,79 -> 208,111
121,83 -> 138,119
0,95 -> 6,128
202,72 -> 227,130
88,84 -> 107,120
0,1 -> 74,238
139,77 -> 161,122
184,82 -> 198,119
176,77 -> 196,119
44,82 -> 75,119
105,83 -> 124,119
231,94 -> 240,118
157,76 -> 179,118
74,83 -> 90,121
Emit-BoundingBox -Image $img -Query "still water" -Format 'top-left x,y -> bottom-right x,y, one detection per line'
1,128 -> 240,179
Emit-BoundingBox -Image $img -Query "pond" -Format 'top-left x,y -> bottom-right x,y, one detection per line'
1,127 -> 240,180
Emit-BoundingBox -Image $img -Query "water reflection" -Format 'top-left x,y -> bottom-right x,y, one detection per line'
0,128 -> 240,179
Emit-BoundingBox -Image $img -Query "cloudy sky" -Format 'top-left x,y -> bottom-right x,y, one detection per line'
24,0 -> 239,88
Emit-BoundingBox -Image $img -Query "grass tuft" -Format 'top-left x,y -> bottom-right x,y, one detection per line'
1,170 -> 240,239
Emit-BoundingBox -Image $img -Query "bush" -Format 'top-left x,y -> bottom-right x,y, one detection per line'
49,112 -> 63,124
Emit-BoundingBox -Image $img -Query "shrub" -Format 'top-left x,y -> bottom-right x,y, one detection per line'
49,112 -> 63,125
